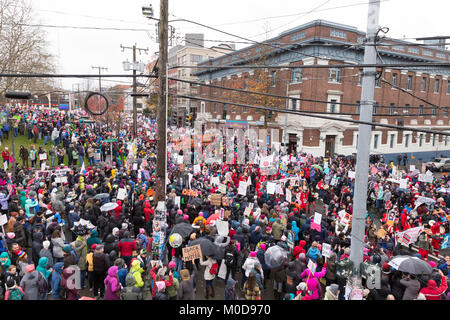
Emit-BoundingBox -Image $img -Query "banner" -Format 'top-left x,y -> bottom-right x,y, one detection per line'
414,196 -> 436,209
394,226 -> 424,247
286,188 -> 292,203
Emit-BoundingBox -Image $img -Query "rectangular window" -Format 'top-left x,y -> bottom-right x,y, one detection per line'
432,134 -> 436,146
419,134 -> 424,147
447,81 -> 450,94
373,103 -> 378,115
358,70 -> 363,85
356,101 -> 360,114
290,68 -> 302,83
407,75 -> 413,90
329,68 -> 341,83
405,134 -> 410,148
432,106 -> 437,116
330,30 -> 347,39
271,71 -> 276,86
356,134 -> 359,146
190,55 -> 202,63
435,79 -> 440,93
446,136 -> 448,146
390,103 -> 395,115
374,134 -> 379,149
214,103 -> 218,113
329,99 -> 337,113
419,105 -> 424,115
421,77 -> 427,91
375,76 -> 381,87
243,106 -> 247,113
291,99 -> 297,111
390,134 -> 395,148
392,73 -> 398,88
404,104 -> 409,115
445,107 -> 449,117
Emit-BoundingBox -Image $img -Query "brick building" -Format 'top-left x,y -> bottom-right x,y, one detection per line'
194,20 -> 450,163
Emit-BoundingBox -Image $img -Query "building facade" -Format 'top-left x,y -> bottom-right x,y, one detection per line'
194,20 -> 450,163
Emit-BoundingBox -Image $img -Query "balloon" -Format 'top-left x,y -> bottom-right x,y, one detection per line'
169,233 -> 183,248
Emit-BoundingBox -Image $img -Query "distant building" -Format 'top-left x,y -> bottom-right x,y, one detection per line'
195,20 -> 450,163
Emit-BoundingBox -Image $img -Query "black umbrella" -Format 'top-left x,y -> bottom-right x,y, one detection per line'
170,223 -> 194,239
388,255 -> 433,275
188,237 -> 224,260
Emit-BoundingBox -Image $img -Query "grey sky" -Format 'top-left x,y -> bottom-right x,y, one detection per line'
30,0 -> 450,90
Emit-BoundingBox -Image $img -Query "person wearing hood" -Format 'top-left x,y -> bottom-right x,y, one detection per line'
120,271 -> 144,300
31,232 -> 44,266
293,240 -> 307,260
51,262 -> 64,299
20,264 -> 43,300
36,256 -> 52,299
129,259 -> 145,289
419,269 -> 448,300
86,229 -> 102,249
300,262 -> 327,300
306,241 -> 322,263
4,278 -> 25,300
71,233 -> 88,289
177,267 -> 197,300
400,273 -> 421,300
325,251 -> 337,286
271,218 -> 284,242
117,231 -> 136,270
324,283 -> 339,300
104,266 -> 122,300
291,221 -> 300,244
60,267 -> 79,300
103,233 -> 118,255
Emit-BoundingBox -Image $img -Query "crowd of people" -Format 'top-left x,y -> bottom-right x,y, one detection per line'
0,104 -> 448,301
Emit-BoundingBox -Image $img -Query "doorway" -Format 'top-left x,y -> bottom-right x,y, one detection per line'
288,134 -> 297,155
325,135 -> 336,157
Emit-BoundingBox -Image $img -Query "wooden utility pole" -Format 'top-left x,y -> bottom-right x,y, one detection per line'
155,0 -> 169,203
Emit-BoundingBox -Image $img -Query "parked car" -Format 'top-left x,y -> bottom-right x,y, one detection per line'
426,158 -> 450,172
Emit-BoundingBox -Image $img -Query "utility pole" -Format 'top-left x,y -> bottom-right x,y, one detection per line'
350,0 -> 380,288
121,44 -> 149,138
91,66 -> 108,120
156,0 -> 169,204
283,81 -> 289,154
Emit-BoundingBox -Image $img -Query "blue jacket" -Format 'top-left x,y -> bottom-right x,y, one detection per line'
68,211 -> 80,229
306,247 -> 322,261
291,221 -> 300,241
117,267 -> 128,287
51,262 -> 64,299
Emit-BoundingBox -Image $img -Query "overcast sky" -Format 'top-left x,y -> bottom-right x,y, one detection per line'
29,0 -> 450,90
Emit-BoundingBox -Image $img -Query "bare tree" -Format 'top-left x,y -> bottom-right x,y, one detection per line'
0,0 -> 56,102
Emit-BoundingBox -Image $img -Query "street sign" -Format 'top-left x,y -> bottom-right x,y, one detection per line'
105,138 -> 118,143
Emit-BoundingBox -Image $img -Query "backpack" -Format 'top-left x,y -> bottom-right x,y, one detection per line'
209,262 -> 219,275
224,248 -> 235,267
37,271 -> 48,295
59,282 -> 68,300
7,288 -> 24,300
70,250 -> 79,264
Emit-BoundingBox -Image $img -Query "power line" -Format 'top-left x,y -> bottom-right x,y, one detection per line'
1,22 -> 150,32
174,94 -> 450,136
169,77 -> 445,111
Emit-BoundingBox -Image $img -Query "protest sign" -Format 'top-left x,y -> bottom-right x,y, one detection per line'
307,260 -> 317,274
182,245 -> 203,261
238,181 -> 248,196
348,171 -> 356,179
286,188 -> 292,203
211,176 -> 220,186
311,212 -> 322,231
267,182 -> 276,195
182,189 -> 199,197
215,220 -> 229,237
244,206 -> 252,217
247,176 -> 251,185
399,179 -> 408,189
194,164 -> 201,174
322,243 -> 331,258
39,153 -> 47,161
287,231 -> 294,252
210,194 -> 222,206
371,167 -> 378,175
441,233 -> 450,249
117,188 -> 127,201
0,214 -> 7,226
395,226 -> 424,247
175,196 -> 181,209
414,196 -> 436,209
410,165 -> 415,172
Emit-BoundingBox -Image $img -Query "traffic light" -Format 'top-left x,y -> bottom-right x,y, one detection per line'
222,105 -> 227,119
185,112 -> 192,126
396,119 -> 404,130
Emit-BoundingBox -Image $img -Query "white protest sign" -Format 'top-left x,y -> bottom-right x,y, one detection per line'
133,162 -> 138,171
117,188 -> 127,200
247,176 -> 251,186
348,171 -> 356,179
238,181 -> 248,196
211,176 -> 220,186
391,165 -> 397,177
175,196 -> 181,208
322,243 -> 331,258
410,165 -> 415,172
330,177 -> 337,186
275,183 -> 284,195
338,210 -> 346,220
215,220 -> 229,237
3,162 -> 7,172
313,212 -> 322,225
0,214 -> 8,226
177,155 -> 184,164
399,179 -> 408,189
193,164 -> 201,174
39,153 -> 47,161
218,183 -> 227,194
414,196 -> 436,209
267,182 -> 276,195
55,176 -> 68,184
286,188 -> 292,203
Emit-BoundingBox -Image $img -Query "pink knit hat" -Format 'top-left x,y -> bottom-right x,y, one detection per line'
428,261 -> 437,268
168,261 -> 176,269
139,228 -> 146,234
25,264 -> 35,273
249,251 -> 257,258
177,209 -> 183,215
183,214 -> 189,220
260,243 -> 267,251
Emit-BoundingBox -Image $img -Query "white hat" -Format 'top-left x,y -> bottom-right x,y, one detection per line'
296,282 -> 307,291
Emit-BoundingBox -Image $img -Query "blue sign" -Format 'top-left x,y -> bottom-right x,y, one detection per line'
442,233 -> 450,249
59,104 -> 69,110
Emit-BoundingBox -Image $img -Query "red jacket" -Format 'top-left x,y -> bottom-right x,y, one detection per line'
2,151 -> 9,161
419,276 -> 447,300
117,238 -> 136,257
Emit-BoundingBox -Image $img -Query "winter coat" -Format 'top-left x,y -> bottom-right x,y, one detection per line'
224,277 -> 237,300
177,269 -> 197,300
36,257 -> 52,282
61,267 -> 78,300
165,274 -> 179,298
271,221 -> 284,241
117,237 -> 136,257
31,232 -> 44,266
51,262 -> 64,299
72,237 -> 87,271
120,273 -> 143,300
129,260 -> 144,288
323,286 -> 338,300
400,278 -> 420,300
325,252 -> 337,281
419,276 -> 448,300
52,237 -> 65,259
104,266 -> 121,300
20,271 -> 41,300
39,248 -> 54,268
199,257 -> 217,281
300,266 -> 327,300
